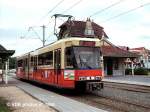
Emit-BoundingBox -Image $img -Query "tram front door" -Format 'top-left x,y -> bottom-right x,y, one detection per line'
54,49 -> 61,85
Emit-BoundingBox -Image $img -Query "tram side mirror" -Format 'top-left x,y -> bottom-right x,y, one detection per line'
100,50 -> 102,56
100,56 -> 103,63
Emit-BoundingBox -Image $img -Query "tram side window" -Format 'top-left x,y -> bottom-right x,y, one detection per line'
17,60 -> 23,67
30,57 -> 34,66
49,51 -> 53,66
34,56 -> 37,66
38,51 -> 53,66
24,58 -> 28,67
65,47 -> 74,69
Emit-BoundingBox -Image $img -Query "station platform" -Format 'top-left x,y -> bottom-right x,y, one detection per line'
15,79 -> 107,112
103,75 -> 150,86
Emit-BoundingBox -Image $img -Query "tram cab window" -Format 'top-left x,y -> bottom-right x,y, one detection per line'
73,47 -> 101,69
65,47 -> 73,68
65,47 -> 77,69
38,51 -> 53,66
65,47 -> 101,69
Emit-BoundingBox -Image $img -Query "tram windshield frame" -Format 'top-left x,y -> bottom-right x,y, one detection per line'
65,46 -> 101,70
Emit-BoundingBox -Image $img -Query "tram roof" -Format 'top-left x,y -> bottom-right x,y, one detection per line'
17,37 -> 101,59
35,37 -> 100,55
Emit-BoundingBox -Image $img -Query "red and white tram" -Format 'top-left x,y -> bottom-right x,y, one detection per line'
16,37 -> 104,90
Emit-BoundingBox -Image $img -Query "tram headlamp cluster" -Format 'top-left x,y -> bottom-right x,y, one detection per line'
79,76 -> 101,81
79,76 -> 86,80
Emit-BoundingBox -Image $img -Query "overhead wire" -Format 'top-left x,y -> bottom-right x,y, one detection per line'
61,0 -> 83,14
47,0 -> 83,39
27,0 -> 65,31
29,27 -> 42,41
38,0 -> 65,24
21,0 -> 83,44
21,0 -> 65,41
89,0 -> 125,17
102,1 -> 150,23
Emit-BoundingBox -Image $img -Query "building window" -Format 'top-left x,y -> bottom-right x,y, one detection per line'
114,59 -> 119,70
85,29 -> 94,36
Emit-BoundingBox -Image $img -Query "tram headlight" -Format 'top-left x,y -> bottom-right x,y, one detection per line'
91,76 -> 95,80
86,77 -> 90,80
79,76 -> 86,80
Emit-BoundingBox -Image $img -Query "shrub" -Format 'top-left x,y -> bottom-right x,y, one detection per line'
0,97 -> 11,112
134,68 -> 149,75
125,68 -> 149,75
125,68 -> 132,75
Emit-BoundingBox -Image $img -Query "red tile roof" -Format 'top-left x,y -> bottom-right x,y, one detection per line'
130,47 -> 150,55
130,47 -> 145,50
101,45 -> 138,58
59,20 -> 108,39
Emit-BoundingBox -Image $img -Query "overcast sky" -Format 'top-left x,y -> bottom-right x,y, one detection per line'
0,0 -> 150,56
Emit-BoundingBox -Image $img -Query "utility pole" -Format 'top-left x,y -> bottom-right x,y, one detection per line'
41,25 -> 46,46
23,25 -> 47,47
5,60 -> 8,84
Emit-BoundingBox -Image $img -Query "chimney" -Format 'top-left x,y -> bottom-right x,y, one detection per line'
84,18 -> 95,37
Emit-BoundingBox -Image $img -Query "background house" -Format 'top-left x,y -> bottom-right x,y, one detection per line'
100,39 -> 138,76
129,47 -> 150,68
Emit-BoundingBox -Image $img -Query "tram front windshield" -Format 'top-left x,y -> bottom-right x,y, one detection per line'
65,47 -> 101,69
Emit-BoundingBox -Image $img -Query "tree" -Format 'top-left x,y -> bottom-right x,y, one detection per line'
9,57 -> 17,69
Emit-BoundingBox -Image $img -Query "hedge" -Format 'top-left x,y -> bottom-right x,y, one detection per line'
125,68 -> 149,75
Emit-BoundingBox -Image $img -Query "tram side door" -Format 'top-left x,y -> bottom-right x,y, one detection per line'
54,49 -> 61,84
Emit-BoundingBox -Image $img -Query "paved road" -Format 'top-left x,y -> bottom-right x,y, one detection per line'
103,75 -> 150,86
10,78 -> 107,112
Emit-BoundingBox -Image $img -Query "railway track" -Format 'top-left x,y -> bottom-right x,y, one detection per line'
103,81 -> 150,93
67,93 -> 150,112
66,81 -> 150,112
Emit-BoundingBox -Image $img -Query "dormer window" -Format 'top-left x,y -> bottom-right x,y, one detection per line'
85,29 -> 94,36
84,18 -> 95,37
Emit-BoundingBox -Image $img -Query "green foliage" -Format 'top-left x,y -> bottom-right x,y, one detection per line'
125,68 -> 132,75
0,97 -> 11,112
0,62 -> 2,69
9,57 -> 17,69
125,68 -> 149,75
0,57 -> 16,69
135,68 -> 149,75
